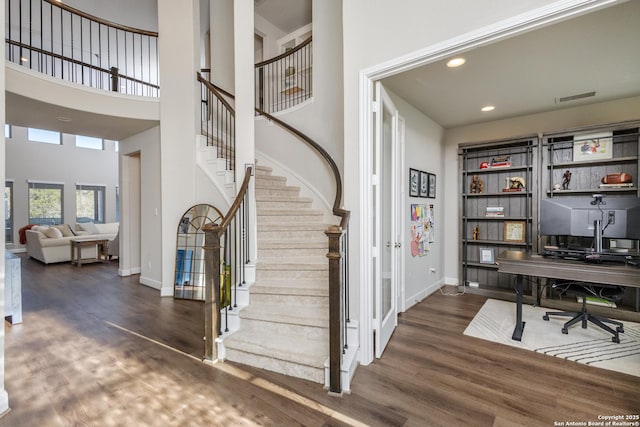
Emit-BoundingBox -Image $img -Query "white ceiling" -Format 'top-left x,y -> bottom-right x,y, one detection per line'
382,1 -> 640,129
254,0 -> 311,34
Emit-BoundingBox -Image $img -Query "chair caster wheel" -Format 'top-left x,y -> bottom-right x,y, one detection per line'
562,328 -> 568,334
543,315 -> 549,321
612,336 -> 620,344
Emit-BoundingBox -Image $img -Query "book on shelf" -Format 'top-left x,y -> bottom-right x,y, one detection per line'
485,206 -> 505,217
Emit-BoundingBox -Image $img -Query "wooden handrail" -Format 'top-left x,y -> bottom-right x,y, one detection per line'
42,0 -> 158,37
207,81 -> 350,228
197,73 -> 236,116
255,37 -> 312,68
218,166 -> 252,231
6,40 -> 161,90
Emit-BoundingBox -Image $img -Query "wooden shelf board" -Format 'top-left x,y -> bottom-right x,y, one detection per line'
464,191 -> 530,197
547,187 -> 636,195
463,239 -> 528,246
464,165 -> 530,174
549,156 -> 638,168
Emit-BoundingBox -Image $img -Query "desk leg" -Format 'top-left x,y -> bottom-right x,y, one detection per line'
512,273 -> 526,341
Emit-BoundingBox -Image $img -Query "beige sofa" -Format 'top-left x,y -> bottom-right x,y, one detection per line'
25,223 -> 119,264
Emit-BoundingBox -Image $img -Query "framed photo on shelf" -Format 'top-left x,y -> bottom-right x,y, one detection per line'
419,171 -> 429,197
479,247 -> 495,264
409,168 -> 420,197
572,132 -> 612,162
427,173 -> 436,198
503,221 -> 526,243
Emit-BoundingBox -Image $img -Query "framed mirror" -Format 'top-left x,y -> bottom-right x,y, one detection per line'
174,204 -> 223,300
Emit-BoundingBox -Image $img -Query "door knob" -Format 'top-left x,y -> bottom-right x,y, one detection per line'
395,243 -> 401,248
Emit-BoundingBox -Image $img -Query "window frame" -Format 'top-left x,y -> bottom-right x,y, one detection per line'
76,184 -> 106,224
28,182 -> 64,225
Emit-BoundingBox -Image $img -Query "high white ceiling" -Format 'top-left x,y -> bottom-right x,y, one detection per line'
254,0 -> 311,34
382,1 -> 640,129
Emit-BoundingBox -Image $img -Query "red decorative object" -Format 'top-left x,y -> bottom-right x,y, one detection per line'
601,173 -> 632,184
480,161 -> 490,169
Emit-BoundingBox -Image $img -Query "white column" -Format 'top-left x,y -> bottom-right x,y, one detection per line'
157,0 -> 201,295
210,0 -> 235,91
233,0 -> 257,262
0,0 -> 10,416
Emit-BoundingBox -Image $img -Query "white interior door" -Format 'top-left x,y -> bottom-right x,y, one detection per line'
374,82 -> 400,358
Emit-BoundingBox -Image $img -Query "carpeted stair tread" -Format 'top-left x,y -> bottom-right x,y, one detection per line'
224,329 -> 328,369
256,195 -> 313,202
258,240 -> 326,249
257,257 -> 328,269
251,279 -> 328,296
258,208 -> 323,216
240,303 -> 328,326
257,222 -> 329,231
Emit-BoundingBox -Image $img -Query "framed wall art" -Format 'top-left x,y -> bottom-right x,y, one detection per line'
479,247 -> 495,264
409,168 -> 419,197
503,221 -> 526,243
427,173 -> 436,198
419,171 -> 429,197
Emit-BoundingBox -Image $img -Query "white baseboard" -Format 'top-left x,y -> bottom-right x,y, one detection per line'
404,279 -> 443,311
139,275 -> 163,292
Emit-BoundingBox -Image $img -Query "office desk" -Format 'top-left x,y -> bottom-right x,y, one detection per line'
496,251 -> 640,341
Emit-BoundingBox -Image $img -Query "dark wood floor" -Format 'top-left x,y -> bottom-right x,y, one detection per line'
1,254 -> 639,426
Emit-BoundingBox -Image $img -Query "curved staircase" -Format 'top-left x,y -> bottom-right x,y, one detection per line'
222,164 -> 330,383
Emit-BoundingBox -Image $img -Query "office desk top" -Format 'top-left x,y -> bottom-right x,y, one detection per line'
497,251 -> 640,288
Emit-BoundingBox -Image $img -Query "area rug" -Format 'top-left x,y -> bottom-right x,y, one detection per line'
463,299 -> 640,378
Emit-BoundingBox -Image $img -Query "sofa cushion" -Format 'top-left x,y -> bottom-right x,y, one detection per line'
54,224 -> 75,237
32,225 -> 49,233
78,222 -> 100,234
43,227 -> 63,239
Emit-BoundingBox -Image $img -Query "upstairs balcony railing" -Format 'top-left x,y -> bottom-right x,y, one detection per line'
5,0 -> 160,97
255,37 -> 312,114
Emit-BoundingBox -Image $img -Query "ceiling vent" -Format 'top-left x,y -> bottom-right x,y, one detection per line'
556,91 -> 596,103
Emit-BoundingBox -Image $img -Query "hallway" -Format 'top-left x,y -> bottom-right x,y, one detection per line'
1,254 -> 638,426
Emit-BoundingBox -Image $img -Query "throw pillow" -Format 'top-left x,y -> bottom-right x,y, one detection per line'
43,227 -> 63,239
32,225 -> 49,233
54,224 -> 75,237
78,222 -> 99,234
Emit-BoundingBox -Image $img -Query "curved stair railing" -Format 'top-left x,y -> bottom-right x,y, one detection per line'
202,166 -> 253,362
203,77 -> 350,394
6,0 -> 160,96
197,72 -> 236,173
255,37 -> 312,114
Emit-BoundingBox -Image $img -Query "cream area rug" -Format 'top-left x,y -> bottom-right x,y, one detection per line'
464,299 -> 640,378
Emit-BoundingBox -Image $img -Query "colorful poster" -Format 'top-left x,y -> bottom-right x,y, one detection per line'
410,204 -> 435,257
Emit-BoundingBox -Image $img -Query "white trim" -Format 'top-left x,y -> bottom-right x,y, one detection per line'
356,0 -> 620,368
403,279 -> 443,312
26,180 -> 64,185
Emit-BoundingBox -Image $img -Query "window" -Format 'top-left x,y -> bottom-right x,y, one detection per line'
4,124 -> 10,139
76,135 -> 103,150
5,181 -> 14,243
76,184 -> 105,223
28,128 -> 61,145
29,182 -> 64,225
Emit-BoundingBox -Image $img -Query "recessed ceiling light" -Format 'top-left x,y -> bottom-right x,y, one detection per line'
481,105 -> 495,112
56,116 -> 72,122
446,57 -> 466,68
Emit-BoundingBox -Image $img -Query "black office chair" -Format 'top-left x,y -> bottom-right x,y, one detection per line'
542,280 -> 625,343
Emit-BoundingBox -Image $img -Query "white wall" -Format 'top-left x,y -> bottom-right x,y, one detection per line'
61,0 -> 158,31
6,126 -> 118,242
120,126 -> 162,288
254,14 -> 287,60
441,95 -> 640,283
388,90 -> 445,311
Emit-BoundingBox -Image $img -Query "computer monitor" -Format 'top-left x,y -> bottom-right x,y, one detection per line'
540,196 -> 640,240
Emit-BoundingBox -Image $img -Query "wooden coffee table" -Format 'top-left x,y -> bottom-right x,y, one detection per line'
70,238 -> 109,267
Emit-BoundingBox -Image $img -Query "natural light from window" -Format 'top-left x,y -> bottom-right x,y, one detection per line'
76,135 -> 103,150
28,128 -> 61,145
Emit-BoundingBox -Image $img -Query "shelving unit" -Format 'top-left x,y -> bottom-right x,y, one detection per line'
541,122 -> 640,313
459,136 -> 538,298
